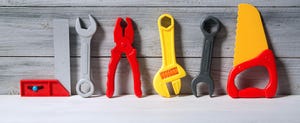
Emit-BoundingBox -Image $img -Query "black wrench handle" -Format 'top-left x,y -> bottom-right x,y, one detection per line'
200,16 -> 220,74
200,36 -> 214,74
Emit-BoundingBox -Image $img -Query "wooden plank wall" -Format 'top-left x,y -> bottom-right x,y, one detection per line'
0,0 -> 299,95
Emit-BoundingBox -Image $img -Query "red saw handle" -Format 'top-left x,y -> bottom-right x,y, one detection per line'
227,49 -> 277,98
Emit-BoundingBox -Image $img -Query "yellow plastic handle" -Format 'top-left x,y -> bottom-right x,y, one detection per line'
158,14 -> 176,66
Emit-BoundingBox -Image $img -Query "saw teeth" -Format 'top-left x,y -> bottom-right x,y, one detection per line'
233,4 -> 243,66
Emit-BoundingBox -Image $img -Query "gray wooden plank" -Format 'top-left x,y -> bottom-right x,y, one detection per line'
0,0 -> 299,7
0,7 -> 299,57
0,58 -> 54,94
0,57 -> 298,95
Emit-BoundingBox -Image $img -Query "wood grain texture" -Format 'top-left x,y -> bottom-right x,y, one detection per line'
0,7 -> 299,57
0,58 -> 54,94
0,57 -> 298,95
0,0 -> 299,7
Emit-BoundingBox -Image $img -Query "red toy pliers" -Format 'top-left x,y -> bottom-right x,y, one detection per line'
106,17 -> 142,98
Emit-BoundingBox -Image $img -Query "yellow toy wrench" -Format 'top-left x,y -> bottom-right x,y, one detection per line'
153,14 -> 186,98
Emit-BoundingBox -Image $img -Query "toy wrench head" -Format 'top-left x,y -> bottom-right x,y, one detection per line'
191,74 -> 214,97
153,79 -> 182,98
153,80 -> 171,98
75,14 -> 97,37
114,17 -> 134,43
153,65 -> 186,98
158,14 -> 174,30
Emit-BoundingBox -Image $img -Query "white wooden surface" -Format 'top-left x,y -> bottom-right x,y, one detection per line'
0,0 -> 299,95
0,95 -> 299,123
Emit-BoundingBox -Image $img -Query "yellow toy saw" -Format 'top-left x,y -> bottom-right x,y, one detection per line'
227,3 -> 278,98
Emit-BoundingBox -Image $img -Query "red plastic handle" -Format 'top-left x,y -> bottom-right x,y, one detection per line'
227,49 -> 277,98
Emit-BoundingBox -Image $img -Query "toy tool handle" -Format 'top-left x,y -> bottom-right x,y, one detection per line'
127,49 -> 142,98
200,16 -> 220,73
200,36 -> 214,74
158,14 -> 176,66
227,49 -> 277,98
76,37 -> 94,98
106,48 -> 121,98
81,37 -> 91,79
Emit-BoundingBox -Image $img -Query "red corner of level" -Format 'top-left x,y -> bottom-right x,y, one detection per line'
20,79 -> 69,97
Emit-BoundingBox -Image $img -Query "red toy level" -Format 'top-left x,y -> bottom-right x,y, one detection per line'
20,79 -> 69,96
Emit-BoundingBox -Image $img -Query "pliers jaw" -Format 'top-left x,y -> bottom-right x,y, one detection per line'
114,17 -> 134,44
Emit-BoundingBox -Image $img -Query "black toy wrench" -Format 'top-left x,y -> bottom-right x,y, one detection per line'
191,16 -> 221,97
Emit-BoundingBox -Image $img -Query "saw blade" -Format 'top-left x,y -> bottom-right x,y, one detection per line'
234,3 -> 269,66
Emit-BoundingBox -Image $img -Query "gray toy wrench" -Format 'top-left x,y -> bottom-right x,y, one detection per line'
191,16 -> 221,97
75,15 -> 97,98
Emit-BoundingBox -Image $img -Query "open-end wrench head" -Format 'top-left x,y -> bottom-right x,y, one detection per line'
191,73 -> 214,97
75,14 -> 97,37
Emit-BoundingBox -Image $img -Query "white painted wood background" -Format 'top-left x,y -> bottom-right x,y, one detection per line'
0,0 -> 299,96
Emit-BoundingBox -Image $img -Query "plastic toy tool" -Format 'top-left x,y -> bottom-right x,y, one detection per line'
20,19 -> 71,97
20,80 -> 69,96
106,17 -> 142,98
191,16 -> 221,97
75,15 -> 97,98
54,19 -> 71,95
153,14 -> 186,98
227,4 -> 277,98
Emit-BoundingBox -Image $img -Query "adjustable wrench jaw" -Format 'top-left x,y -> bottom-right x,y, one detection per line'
153,64 -> 186,98
191,73 -> 214,97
